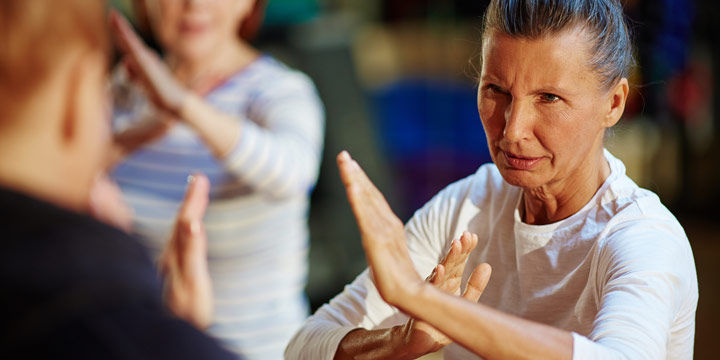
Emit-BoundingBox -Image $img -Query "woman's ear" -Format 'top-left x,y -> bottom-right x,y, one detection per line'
60,50 -> 109,147
60,55 -> 83,142
604,77 -> 629,128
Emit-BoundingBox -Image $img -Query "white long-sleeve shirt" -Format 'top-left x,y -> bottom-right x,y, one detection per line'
286,150 -> 697,360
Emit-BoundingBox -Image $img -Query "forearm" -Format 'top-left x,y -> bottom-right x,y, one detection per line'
178,94 -> 319,197
110,116 -> 172,167
334,327 -> 422,360
179,93 -> 241,159
404,284 -> 573,360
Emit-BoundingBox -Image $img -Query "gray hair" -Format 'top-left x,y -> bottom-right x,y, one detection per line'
482,0 -> 635,90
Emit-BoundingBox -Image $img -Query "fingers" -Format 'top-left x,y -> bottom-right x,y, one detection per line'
336,151 -> 401,236
437,232 -> 479,283
162,173 -> 214,329
165,174 -> 209,271
110,10 -> 161,94
109,10 -> 147,59
458,231 -> 478,255
177,174 -> 210,264
442,232 -> 477,262
462,263 -> 492,302
337,151 -> 385,204
179,174 -> 210,222
427,264 -> 445,285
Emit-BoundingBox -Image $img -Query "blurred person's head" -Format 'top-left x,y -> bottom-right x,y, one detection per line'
476,0 -> 631,191
0,0 -> 110,211
133,0 -> 266,62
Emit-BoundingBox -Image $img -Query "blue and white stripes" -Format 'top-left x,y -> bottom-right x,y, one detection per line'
112,55 -> 324,359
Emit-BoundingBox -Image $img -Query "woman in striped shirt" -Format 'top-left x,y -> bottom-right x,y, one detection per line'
108,1 -> 324,358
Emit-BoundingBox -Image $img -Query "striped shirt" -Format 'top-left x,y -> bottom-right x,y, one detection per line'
111,55 -> 325,359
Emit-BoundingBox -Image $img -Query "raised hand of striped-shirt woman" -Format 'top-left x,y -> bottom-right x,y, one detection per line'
109,10 -> 240,160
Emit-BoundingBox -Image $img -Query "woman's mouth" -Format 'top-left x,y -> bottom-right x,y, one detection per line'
179,22 -> 208,36
501,151 -> 544,170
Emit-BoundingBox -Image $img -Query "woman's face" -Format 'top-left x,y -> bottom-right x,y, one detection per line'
147,0 -> 254,60
477,29 -> 622,191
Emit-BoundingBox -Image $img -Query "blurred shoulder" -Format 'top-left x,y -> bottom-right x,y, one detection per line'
238,54 -> 319,94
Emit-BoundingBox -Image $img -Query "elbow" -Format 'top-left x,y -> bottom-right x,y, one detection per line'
284,332 -> 301,360
284,325 -> 315,360
264,156 -> 320,199
266,175 -> 317,200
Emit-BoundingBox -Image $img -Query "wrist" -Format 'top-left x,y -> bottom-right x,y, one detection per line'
391,324 -> 432,359
176,90 -> 196,122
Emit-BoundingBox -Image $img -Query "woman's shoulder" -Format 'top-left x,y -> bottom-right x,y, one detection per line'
599,150 -> 682,232
594,152 -> 693,273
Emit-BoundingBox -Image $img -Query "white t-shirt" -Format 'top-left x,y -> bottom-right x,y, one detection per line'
286,150 -> 697,360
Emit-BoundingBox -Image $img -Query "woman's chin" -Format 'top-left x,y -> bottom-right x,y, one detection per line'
497,168 -> 545,190
172,43 -> 216,62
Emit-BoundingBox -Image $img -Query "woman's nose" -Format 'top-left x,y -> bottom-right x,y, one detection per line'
503,99 -> 533,142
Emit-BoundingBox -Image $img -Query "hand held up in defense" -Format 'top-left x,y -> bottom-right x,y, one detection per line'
90,170 -> 215,329
336,150 -> 422,305
109,10 -> 187,117
160,173 -> 214,329
109,10 -> 244,160
337,151 -> 492,356
402,232 -> 492,355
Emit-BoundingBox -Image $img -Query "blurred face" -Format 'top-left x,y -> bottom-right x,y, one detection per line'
477,29 -> 616,191
147,0 -> 254,60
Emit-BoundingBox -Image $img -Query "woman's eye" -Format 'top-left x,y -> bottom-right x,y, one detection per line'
540,93 -> 560,102
485,84 -> 504,94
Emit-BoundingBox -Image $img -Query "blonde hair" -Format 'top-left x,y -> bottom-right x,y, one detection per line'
0,0 -> 108,101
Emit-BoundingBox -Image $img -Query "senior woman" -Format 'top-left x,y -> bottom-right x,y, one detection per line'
106,0 -> 324,358
286,0 -> 698,359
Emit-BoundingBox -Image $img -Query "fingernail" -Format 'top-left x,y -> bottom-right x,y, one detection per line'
187,174 -> 196,184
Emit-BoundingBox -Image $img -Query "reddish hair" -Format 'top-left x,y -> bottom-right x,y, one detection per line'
0,0 -> 108,101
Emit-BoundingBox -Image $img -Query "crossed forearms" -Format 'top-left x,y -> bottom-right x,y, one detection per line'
334,325 -> 435,360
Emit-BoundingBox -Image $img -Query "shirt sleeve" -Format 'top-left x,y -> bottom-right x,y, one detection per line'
572,220 -> 698,360
285,178 -> 471,359
222,70 -> 325,199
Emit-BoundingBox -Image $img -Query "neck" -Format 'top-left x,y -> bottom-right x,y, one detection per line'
521,148 -> 610,225
0,131 -> 91,214
168,38 -> 259,89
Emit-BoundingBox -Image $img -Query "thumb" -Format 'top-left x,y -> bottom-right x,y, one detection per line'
462,263 -> 492,302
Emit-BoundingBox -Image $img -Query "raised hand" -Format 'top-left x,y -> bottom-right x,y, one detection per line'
337,151 -> 422,305
337,150 -> 492,357
401,232 -> 492,355
159,173 -> 214,329
109,10 -> 187,116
